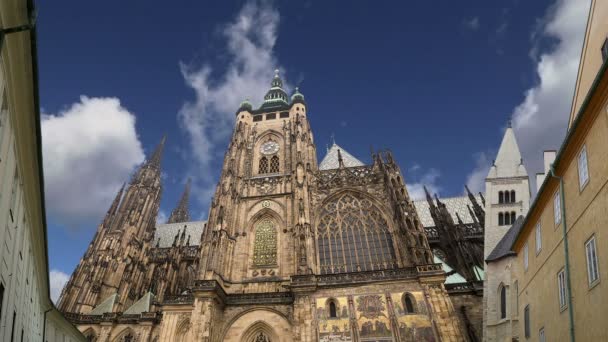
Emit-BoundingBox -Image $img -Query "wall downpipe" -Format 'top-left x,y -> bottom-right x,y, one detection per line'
549,165 -> 575,342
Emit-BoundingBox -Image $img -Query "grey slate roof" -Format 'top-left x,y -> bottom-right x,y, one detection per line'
90,293 -> 117,315
318,143 -> 365,170
124,292 -> 155,315
413,195 -> 483,228
486,216 -> 524,262
153,220 -> 206,248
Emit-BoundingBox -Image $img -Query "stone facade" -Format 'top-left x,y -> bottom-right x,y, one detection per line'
59,72 -> 471,341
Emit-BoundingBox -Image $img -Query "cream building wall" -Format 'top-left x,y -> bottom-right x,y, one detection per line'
0,1 -> 84,341
511,4 -> 608,340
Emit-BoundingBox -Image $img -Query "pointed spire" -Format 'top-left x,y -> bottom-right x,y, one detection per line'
103,183 -> 125,227
337,149 -> 344,168
489,124 -> 526,178
147,135 -> 166,170
167,179 -> 191,224
261,69 -> 288,109
465,185 -> 485,227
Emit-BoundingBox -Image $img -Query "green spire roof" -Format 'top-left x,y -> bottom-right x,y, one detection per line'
238,98 -> 253,112
260,69 -> 288,109
291,87 -> 305,103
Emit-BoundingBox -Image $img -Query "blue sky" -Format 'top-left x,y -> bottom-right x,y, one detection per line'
38,0 -> 591,300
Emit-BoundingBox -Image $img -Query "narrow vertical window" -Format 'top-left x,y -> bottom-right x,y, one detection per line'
535,223 -> 542,254
329,301 -> 337,318
498,212 -> 504,226
498,191 -> 504,204
578,145 -> 589,189
553,192 -> 561,225
585,235 -> 600,285
269,155 -> 279,173
513,281 -> 519,317
504,190 -> 509,203
499,285 -> 507,319
259,157 -> 268,174
524,305 -> 530,338
524,242 -> 529,271
539,327 -> 546,342
511,190 -> 516,203
403,293 -> 417,314
558,268 -> 567,309
510,212 -> 516,225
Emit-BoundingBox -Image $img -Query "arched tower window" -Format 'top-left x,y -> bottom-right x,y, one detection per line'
316,192 -> 396,274
510,211 -> 516,224
259,157 -> 269,174
402,293 -> 417,314
498,191 -> 504,204
499,285 -> 507,319
329,301 -> 337,318
504,191 -> 510,203
511,190 -> 516,203
253,219 -> 277,266
498,212 -> 504,226
269,155 -> 280,173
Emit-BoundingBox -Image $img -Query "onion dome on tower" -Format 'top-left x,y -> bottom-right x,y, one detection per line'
237,98 -> 253,113
291,87 -> 305,105
260,69 -> 289,109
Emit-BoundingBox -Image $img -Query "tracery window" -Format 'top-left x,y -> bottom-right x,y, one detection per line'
269,155 -> 280,173
317,193 -> 396,274
259,157 -> 269,174
254,332 -> 271,342
253,219 -> 277,266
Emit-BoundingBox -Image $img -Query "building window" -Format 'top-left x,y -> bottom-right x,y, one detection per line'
259,157 -> 269,174
499,285 -> 507,319
269,155 -> 279,173
329,300 -> 337,318
585,235 -> 600,286
252,219 -> 277,266
498,212 -> 504,226
504,191 -> 510,203
558,268 -> 567,309
280,111 -> 289,118
253,115 -> 263,122
499,191 -> 504,204
402,293 -> 417,314
535,223 -> 542,254
511,190 -> 516,203
578,145 -> 589,189
317,192 -> 396,274
513,280 -> 519,317
524,305 -> 530,338
266,113 -> 276,120
553,192 -> 561,225
539,327 -> 546,342
524,242 -> 529,271
510,211 -> 516,225
602,37 -> 608,62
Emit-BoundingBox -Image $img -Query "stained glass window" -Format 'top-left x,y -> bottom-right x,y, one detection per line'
259,157 -> 269,174
317,193 -> 396,274
269,155 -> 280,173
253,219 -> 277,266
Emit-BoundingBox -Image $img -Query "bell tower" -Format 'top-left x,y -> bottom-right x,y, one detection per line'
198,70 -> 318,282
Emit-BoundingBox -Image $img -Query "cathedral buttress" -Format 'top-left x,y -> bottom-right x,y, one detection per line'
58,136 -> 166,314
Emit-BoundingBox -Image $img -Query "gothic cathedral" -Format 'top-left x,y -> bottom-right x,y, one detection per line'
58,71 -> 469,342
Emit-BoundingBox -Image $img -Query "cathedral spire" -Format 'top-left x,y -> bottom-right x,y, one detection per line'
260,69 -> 288,109
147,135 -> 166,170
103,183 -> 125,227
167,179 -> 191,224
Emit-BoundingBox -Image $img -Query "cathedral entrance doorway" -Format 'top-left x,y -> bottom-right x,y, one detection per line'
222,309 -> 292,342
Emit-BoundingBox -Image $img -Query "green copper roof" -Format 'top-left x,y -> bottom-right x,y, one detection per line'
89,293 -> 117,315
124,292 -> 155,315
260,69 -> 288,109
291,87 -> 305,103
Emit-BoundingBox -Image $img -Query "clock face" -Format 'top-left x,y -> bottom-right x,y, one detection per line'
260,141 -> 280,155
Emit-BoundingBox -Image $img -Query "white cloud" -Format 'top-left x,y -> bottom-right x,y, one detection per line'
49,269 -> 70,303
178,1 -> 283,209
464,17 -> 480,30
157,210 -> 168,225
511,0 -> 590,179
407,168 -> 441,201
42,96 -> 144,228
465,152 -> 492,194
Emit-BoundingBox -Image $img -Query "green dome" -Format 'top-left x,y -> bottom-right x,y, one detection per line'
291,87 -> 305,103
238,98 -> 253,111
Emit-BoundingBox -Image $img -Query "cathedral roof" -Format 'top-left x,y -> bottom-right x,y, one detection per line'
124,292 -> 155,315
154,220 -> 206,248
414,195 -> 483,228
318,143 -> 365,170
89,293 -> 117,315
487,124 -> 527,178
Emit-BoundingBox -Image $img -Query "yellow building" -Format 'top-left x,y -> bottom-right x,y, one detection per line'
0,0 -> 84,341
510,1 -> 608,341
